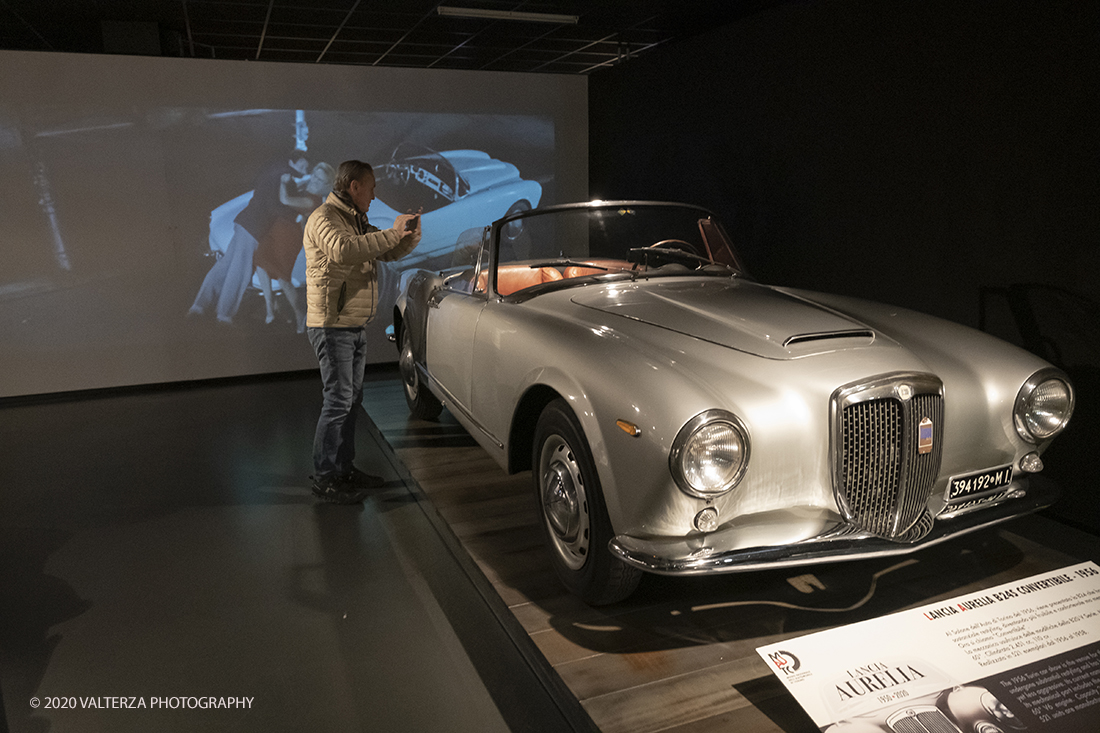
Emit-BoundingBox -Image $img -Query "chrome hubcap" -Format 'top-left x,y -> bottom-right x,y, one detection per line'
539,435 -> 589,570
399,332 -> 417,402
543,463 -> 579,541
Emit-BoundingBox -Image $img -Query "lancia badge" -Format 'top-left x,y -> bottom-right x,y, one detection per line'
918,417 -> 934,454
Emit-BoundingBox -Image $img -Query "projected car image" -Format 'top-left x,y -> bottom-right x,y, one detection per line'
392,201 -> 1075,605
203,144 -> 541,319
370,143 -> 543,268
823,684 -> 1026,733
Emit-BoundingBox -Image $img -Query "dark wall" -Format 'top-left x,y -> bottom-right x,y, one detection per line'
589,0 -> 1099,532
591,0 -> 1096,320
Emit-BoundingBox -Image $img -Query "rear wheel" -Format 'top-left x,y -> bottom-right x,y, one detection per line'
533,399 -> 641,605
399,324 -> 442,420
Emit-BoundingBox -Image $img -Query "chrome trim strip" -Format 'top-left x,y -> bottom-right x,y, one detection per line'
936,490 -> 1015,519
608,477 -> 1058,576
496,199 -> 718,226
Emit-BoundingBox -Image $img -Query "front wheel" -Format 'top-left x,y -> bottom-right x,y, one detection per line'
501,199 -> 531,245
533,399 -> 641,605
398,324 -> 442,420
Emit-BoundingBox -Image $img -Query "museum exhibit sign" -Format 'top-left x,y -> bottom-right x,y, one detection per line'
758,562 -> 1100,732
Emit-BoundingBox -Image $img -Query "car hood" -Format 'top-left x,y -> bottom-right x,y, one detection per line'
438,150 -> 520,192
570,278 -> 885,359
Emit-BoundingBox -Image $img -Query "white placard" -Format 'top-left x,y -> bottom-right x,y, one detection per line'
758,561 -> 1100,732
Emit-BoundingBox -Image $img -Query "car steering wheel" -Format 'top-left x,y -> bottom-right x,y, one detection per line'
650,239 -> 699,254
627,239 -> 713,269
389,164 -> 411,186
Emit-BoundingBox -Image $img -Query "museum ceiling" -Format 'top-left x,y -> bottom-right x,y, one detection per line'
0,0 -> 788,74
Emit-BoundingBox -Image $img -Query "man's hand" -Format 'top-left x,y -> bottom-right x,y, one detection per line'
393,212 -> 421,236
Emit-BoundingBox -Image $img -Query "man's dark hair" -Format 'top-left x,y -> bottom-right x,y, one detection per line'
333,160 -> 374,193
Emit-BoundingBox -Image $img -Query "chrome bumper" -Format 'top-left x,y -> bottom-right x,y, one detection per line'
608,476 -> 1060,576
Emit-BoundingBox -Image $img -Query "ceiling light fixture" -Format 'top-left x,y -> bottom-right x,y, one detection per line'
436,6 -> 579,24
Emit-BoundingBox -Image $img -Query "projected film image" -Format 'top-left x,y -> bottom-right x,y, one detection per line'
0,105 -> 553,395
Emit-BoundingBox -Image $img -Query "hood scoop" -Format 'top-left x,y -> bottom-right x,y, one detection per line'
784,330 -> 875,347
571,280 -> 882,359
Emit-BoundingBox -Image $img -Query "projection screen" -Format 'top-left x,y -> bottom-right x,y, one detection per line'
0,50 -> 587,398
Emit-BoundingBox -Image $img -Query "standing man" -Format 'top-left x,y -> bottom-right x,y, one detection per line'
304,160 -> 421,503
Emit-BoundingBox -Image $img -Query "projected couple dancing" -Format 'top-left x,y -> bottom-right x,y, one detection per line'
188,151 -> 334,332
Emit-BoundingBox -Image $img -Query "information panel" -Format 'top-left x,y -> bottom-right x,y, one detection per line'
758,562 -> 1100,732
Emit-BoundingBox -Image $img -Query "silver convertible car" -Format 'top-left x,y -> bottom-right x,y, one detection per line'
392,201 -> 1075,605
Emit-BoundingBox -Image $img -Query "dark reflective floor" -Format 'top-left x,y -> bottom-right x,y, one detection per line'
0,372 -> 593,733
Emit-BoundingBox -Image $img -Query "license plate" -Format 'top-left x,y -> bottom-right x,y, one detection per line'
948,465 -> 1013,501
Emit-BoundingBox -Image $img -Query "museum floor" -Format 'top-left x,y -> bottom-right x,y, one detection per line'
1,369 -> 1096,733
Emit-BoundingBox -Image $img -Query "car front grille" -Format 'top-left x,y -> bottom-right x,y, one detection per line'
833,373 -> 944,540
888,707 -> 961,733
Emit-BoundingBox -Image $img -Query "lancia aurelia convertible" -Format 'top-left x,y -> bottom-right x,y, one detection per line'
392,201 -> 1075,605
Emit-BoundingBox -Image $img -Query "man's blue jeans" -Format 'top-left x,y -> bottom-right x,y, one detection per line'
308,325 -> 368,481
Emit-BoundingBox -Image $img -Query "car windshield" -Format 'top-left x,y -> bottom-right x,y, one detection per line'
376,143 -> 470,214
488,203 -> 745,297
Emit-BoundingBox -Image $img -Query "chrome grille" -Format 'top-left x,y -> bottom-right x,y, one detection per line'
889,708 -> 960,733
842,398 -> 902,534
833,374 -> 944,539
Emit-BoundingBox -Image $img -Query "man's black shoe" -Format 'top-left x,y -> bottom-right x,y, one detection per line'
311,475 -> 368,504
343,467 -> 385,489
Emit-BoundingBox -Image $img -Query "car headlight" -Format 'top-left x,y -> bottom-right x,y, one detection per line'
1014,368 -> 1074,443
670,410 -> 749,498
981,691 -> 1026,730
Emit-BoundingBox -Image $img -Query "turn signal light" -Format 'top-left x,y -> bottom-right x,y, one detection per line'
694,507 -> 719,533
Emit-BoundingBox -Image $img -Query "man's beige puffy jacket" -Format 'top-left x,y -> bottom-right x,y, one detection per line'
304,192 -> 419,328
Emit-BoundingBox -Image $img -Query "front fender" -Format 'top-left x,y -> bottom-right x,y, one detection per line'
395,269 -> 444,364
478,300 -> 737,538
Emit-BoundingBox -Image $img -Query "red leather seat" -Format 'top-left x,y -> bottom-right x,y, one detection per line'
563,259 -> 633,279
482,266 -> 564,295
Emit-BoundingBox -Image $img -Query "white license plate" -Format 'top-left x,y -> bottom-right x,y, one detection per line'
948,464 -> 1013,501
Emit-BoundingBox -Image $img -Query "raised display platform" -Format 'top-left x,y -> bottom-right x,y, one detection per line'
362,373 -> 1099,733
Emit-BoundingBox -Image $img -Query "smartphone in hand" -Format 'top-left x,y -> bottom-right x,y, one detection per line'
405,215 -> 420,231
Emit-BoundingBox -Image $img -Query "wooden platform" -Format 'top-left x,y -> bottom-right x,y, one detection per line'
362,373 -> 1097,733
